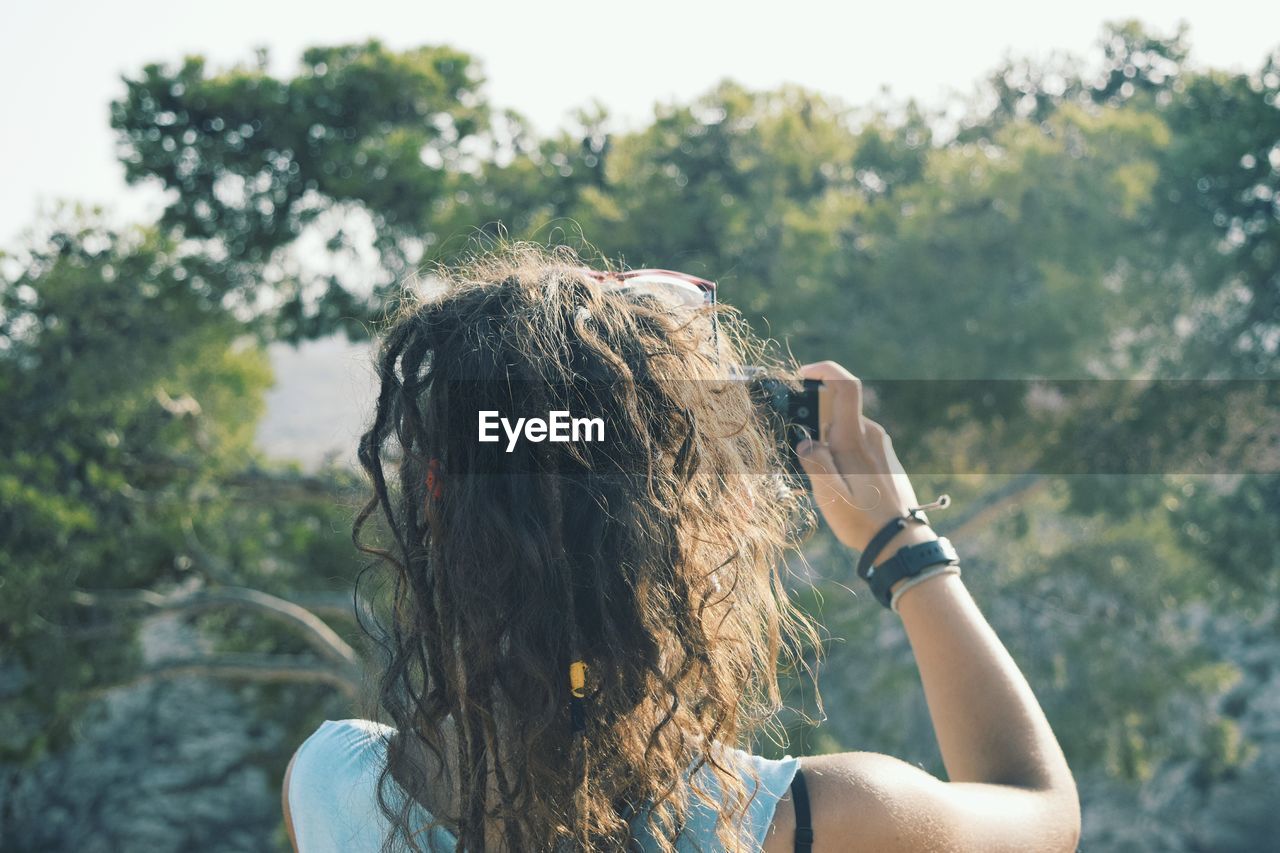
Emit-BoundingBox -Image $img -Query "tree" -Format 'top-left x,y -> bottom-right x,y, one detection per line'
0,209 -> 370,767
110,38 -> 492,342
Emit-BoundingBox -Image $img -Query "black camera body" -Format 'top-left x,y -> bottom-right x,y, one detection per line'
748,375 -> 822,448
739,370 -> 823,482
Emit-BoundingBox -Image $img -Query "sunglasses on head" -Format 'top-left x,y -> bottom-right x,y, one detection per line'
579,267 -> 716,307
577,267 -> 720,352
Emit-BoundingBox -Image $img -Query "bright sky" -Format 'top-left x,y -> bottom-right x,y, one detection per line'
2,1 -> 1277,250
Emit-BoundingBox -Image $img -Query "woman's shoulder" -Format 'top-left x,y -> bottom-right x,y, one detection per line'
285,719 -> 403,852
717,745 -> 799,804
675,743 -> 800,851
291,719 -> 393,788
299,718 -> 394,755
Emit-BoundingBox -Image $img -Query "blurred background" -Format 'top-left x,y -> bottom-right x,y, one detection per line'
2,2 -> 1279,850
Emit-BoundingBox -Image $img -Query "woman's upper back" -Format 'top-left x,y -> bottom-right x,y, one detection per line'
285,719 -> 800,852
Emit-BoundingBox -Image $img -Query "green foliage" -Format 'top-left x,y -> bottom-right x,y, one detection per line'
110,38 -> 491,341
0,209 -> 273,759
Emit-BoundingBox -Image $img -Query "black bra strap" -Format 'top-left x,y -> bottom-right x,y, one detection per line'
790,766 -> 814,853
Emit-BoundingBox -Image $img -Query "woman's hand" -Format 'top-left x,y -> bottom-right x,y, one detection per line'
784,364 -> 1081,853
794,361 -> 927,553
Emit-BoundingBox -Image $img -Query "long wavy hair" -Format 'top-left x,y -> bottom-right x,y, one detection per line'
352,241 -> 821,851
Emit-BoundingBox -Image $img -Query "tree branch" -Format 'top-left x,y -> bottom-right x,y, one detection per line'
180,515 -> 239,584
289,590 -> 375,624
91,654 -> 361,698
72,585 -> 360,667
122,457 -> 356,501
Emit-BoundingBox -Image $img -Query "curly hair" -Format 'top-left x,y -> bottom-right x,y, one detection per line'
352,241 -> 821,852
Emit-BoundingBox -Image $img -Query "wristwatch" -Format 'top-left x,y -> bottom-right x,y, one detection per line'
863,537 -> 960,609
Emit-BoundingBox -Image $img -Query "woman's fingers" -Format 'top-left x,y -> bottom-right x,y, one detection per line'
796,439 -> 884,526
796,438 -> 848,497
799,360 -> 856,382
795,361 -> 922,550
800,361 -> 864,450
797,439 -> 860,535
799,360 -> 862,417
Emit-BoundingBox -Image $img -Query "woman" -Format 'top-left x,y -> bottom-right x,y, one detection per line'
282,243 -> 1081,852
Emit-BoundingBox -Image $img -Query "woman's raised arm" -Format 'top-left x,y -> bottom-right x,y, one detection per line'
764,360 -> 1080,853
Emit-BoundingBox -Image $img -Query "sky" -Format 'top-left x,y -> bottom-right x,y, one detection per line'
2,1 -> 1278,251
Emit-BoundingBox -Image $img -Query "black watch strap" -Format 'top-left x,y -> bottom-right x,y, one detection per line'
855,496 -> 952,582
864,537 -> 959,608
855,515 -> 920,581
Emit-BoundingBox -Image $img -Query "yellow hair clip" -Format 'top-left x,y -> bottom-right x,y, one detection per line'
569,660 -> 587,732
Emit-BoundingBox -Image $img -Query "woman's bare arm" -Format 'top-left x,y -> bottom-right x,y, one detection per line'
761,361 -> 1080,853
896,561 -> 1076,796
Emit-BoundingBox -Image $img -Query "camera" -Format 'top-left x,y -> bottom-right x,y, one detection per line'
737,369 -> 823,479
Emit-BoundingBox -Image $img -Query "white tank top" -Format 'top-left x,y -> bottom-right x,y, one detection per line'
287,718 -> 800,851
